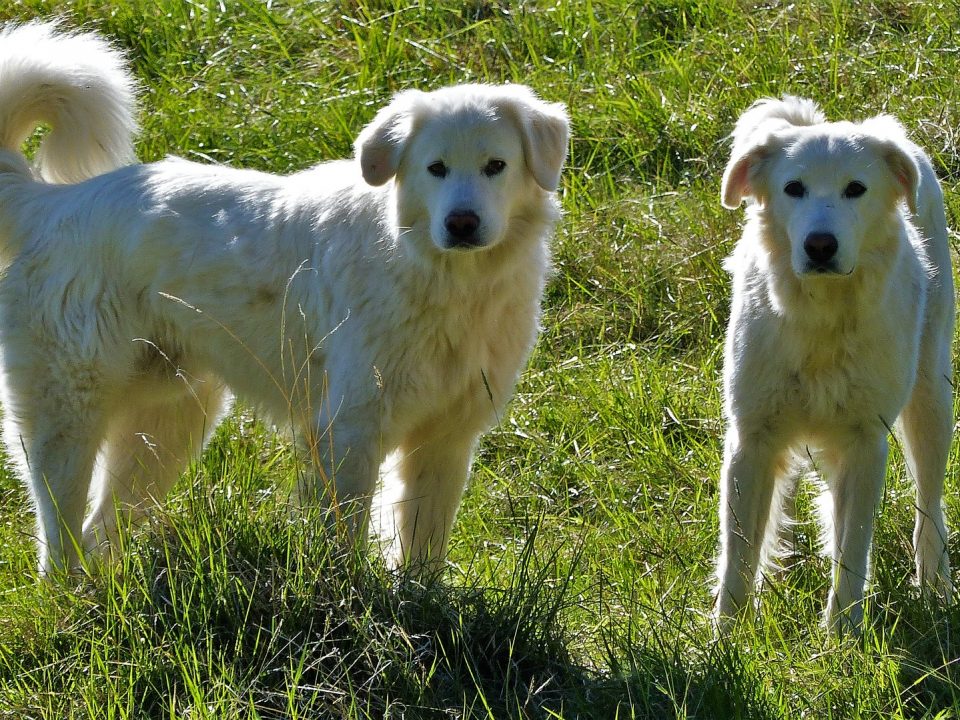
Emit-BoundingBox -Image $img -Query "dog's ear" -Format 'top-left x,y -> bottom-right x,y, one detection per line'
861,116 -> 922,215
721,134 -> 777,209
721,145 -> 761,209
355,90 -> 425,186
881,142 -> 920,215
497,87 -> 570,191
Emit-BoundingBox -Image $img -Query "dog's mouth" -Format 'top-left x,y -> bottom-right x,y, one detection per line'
801,262 -> 854,277
444,235 -> 488,250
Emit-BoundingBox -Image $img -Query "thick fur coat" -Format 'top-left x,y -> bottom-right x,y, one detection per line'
0,22 -> 569,575
716,96 -> 954,632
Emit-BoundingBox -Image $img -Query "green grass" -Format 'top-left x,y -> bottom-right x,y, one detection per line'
2,0 -> 960,717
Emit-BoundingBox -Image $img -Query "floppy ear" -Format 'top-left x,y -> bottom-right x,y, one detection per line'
498,87 -> 570,191
354,90 -> 425,186
881,142 -> 920,215
721,150 -> 753,209
720,134 -> 777,209
860,116 -> 922,215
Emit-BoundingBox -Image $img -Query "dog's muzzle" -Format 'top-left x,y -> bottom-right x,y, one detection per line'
444,210 -> 484,249
802,231 -> 841,274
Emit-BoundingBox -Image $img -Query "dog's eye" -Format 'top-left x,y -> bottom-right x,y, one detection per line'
427,161 -> 448,178
483,159 -> 506,177
843,181 -> 866,198
784,180 -> 806,198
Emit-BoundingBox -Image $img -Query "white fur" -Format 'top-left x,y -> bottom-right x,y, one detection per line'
0,22 -> 569,576
0,21 -> 137,183
715,96 -> 955,633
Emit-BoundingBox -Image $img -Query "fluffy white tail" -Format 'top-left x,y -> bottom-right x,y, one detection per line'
0,21 -> 137,183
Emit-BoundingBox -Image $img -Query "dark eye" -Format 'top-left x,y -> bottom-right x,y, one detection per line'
483,159 -> 506,177
784,180 -> 806,198
427,161 -> 447,178
843,181 -> 866,198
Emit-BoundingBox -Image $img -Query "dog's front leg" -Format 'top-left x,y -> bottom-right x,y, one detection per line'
382,430 -> 479,573
822,433 -> 887,634
295,409 -> 382,547
714,431 -> 781,628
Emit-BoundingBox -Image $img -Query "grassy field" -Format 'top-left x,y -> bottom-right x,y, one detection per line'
2,0 -> 960,717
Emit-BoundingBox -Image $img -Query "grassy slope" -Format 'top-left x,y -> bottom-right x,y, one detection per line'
1,0 -> 960,717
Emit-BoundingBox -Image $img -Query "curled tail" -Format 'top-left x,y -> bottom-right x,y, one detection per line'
0,21 -> 137,184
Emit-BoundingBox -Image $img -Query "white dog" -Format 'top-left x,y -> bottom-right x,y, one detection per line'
0,22 -> 569,576
716,96 -> 954,632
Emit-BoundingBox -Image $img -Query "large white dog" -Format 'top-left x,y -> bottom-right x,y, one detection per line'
0,22 -> 569,576
716,96 -> 954,632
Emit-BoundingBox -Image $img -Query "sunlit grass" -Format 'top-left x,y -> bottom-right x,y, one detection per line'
1,0 -> 960,717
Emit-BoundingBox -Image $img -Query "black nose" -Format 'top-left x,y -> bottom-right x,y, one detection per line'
444,210 -> 480,245
804,232 -> 838,264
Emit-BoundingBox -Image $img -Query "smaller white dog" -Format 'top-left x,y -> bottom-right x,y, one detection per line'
716,96 -> 954,632
0,22 -> 569,576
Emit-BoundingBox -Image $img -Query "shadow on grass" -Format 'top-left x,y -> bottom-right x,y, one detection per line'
1,509 -> 780,720
868,584 -> 960,718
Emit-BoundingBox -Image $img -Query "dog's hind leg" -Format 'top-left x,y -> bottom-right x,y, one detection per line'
714,432 -> 784,626
3,386 -> 107,576
82,377 -> 229,559
898,367 -> 954,598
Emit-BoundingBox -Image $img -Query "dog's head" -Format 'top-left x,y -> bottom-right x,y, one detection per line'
721,99 -> 920,278
355,83 -> 569,253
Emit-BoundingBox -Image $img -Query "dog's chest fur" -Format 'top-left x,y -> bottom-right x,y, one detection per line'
727,243 -> 925,433
779,303 -> 908,424
371,241 -> 545,437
